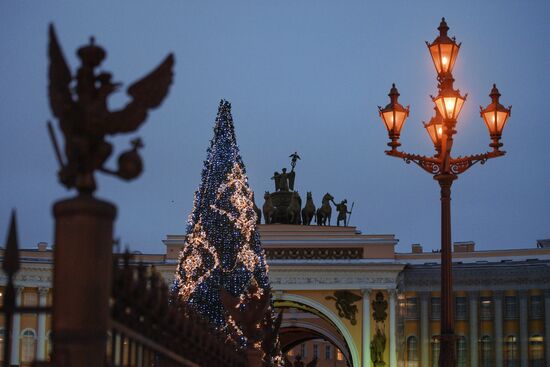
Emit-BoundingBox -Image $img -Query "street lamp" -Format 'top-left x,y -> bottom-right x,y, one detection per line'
377,18 -> 511,367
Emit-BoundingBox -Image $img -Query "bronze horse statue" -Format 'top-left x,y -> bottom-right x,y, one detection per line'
263,191 -> 276,224
287,191 -> 301,224
301,191 -> 316,225
316,193 -> 334,226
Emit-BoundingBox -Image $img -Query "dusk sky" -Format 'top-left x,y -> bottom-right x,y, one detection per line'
1,1 -> 548,254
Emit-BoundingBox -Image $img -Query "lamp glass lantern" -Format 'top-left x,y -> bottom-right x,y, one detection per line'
427,18 -> 461,76
378,83 -> 410,137
433,88 -> 466,121
480,84 -> 511,138
423,108 -> 444,148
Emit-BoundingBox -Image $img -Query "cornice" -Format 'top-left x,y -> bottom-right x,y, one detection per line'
402,261 -> 550,291
268,268 -> 402,290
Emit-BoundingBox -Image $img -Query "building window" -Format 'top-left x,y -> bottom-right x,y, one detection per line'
23,292 -> 37,306
504,335 -> 518,367
313,344 -> 319,359
480,297 -> 493,320
21,329 -> 37,363
505,296 -> 518,319
325,345 -> 332,360
336,348 -> 344,361
529,296 -> 543,319
456,297 -> 467,320
300,343 -> 307,358
406,297 -> 418,319
431,337 -> 440,367
431,298 -> 441,320
529,335 -> 544,367
456,336 -> 467,367
481,335 -> 493,367
407,336 -> 418,367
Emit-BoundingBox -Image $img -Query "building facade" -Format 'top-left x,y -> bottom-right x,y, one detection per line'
1,226 -> 549,367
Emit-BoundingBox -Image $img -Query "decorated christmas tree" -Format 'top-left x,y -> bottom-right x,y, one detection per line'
173,100 -> 278,357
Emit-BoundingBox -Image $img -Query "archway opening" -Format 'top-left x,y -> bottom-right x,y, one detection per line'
275,299 -> 354,367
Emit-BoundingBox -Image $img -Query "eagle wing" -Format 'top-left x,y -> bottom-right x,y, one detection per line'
334,290 -> 362,303
48,24 -> 73,120
102,53 -> 174,135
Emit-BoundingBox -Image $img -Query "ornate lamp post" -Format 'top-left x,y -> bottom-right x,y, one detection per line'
378,18 -> 511,367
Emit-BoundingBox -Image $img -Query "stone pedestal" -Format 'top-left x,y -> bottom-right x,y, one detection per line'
52,195 -> 116,367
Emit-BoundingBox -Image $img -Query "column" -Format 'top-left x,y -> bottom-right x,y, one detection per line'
389,290 -> 397,367
519,290 -> 529,367
544,289 -> 550,367
37,288 -> 49,360
469,291 -> 479,367
53,197 -> 116,367
419,292 -> 430,367
10,287 -> 23,366
362,289 -> 371,367
494,291 -> 504,367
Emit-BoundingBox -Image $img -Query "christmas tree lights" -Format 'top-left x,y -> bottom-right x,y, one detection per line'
173,100 -> 271,347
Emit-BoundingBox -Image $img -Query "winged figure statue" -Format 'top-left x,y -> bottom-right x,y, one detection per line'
48,24 -> 174,194
325,290 -> 362,325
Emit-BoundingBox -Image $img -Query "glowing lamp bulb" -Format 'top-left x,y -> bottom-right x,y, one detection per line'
442,56 -> 449,66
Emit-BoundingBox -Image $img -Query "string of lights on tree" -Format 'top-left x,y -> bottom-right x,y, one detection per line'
172,100 -> 272,348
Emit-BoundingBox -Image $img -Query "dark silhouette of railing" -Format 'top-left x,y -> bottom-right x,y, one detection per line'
109,251 -> 246,367
0,214 -> 246,367
0,211 -> 51,367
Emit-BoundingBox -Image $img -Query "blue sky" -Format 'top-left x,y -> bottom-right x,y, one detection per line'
1,0 -> 549,253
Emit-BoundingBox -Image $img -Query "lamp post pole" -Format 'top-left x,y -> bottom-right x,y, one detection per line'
377,18 -> 511,367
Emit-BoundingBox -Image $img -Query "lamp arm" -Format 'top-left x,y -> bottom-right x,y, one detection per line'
449,150 -> 505,175
386,150 -> 442,175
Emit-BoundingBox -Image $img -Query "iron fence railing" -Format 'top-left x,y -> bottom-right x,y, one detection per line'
0,211 -> 51,367
0,212 -> 246,367
109,251 -> 247,367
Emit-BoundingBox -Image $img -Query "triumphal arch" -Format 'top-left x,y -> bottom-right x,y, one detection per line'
164,224 -> 403,367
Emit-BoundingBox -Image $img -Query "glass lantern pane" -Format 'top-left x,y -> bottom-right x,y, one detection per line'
429,44 -> 442,74
496,111 -> 509,133
394,111 -> 407,133
454,97 -> 465,119
382,111 -> 395,132
438,44 -> 454,73
482,111 -> 496,134
426,124 -> 438,145
449,44 -> 459,73
443,97 -> 457,119
435,98 -> 446,119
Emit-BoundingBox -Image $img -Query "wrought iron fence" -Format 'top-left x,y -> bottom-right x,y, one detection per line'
0,212 -> 51,367
109,251 -> 247,367
0,213 -> 246,367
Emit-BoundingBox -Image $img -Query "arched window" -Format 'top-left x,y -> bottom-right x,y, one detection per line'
431,336 -> 440,367
21,329 -> 36,363
407,336 -> 418,367
456,336 -> 467,367
481,335 -> 493,367
0,328 -> 5,362
529,335 -> 544,367
504,335 -> 518,367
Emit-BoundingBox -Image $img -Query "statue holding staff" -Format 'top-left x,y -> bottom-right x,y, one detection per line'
332,199 -> 353,226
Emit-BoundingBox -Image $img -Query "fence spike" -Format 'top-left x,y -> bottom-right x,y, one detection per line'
3,209 -> 20,276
